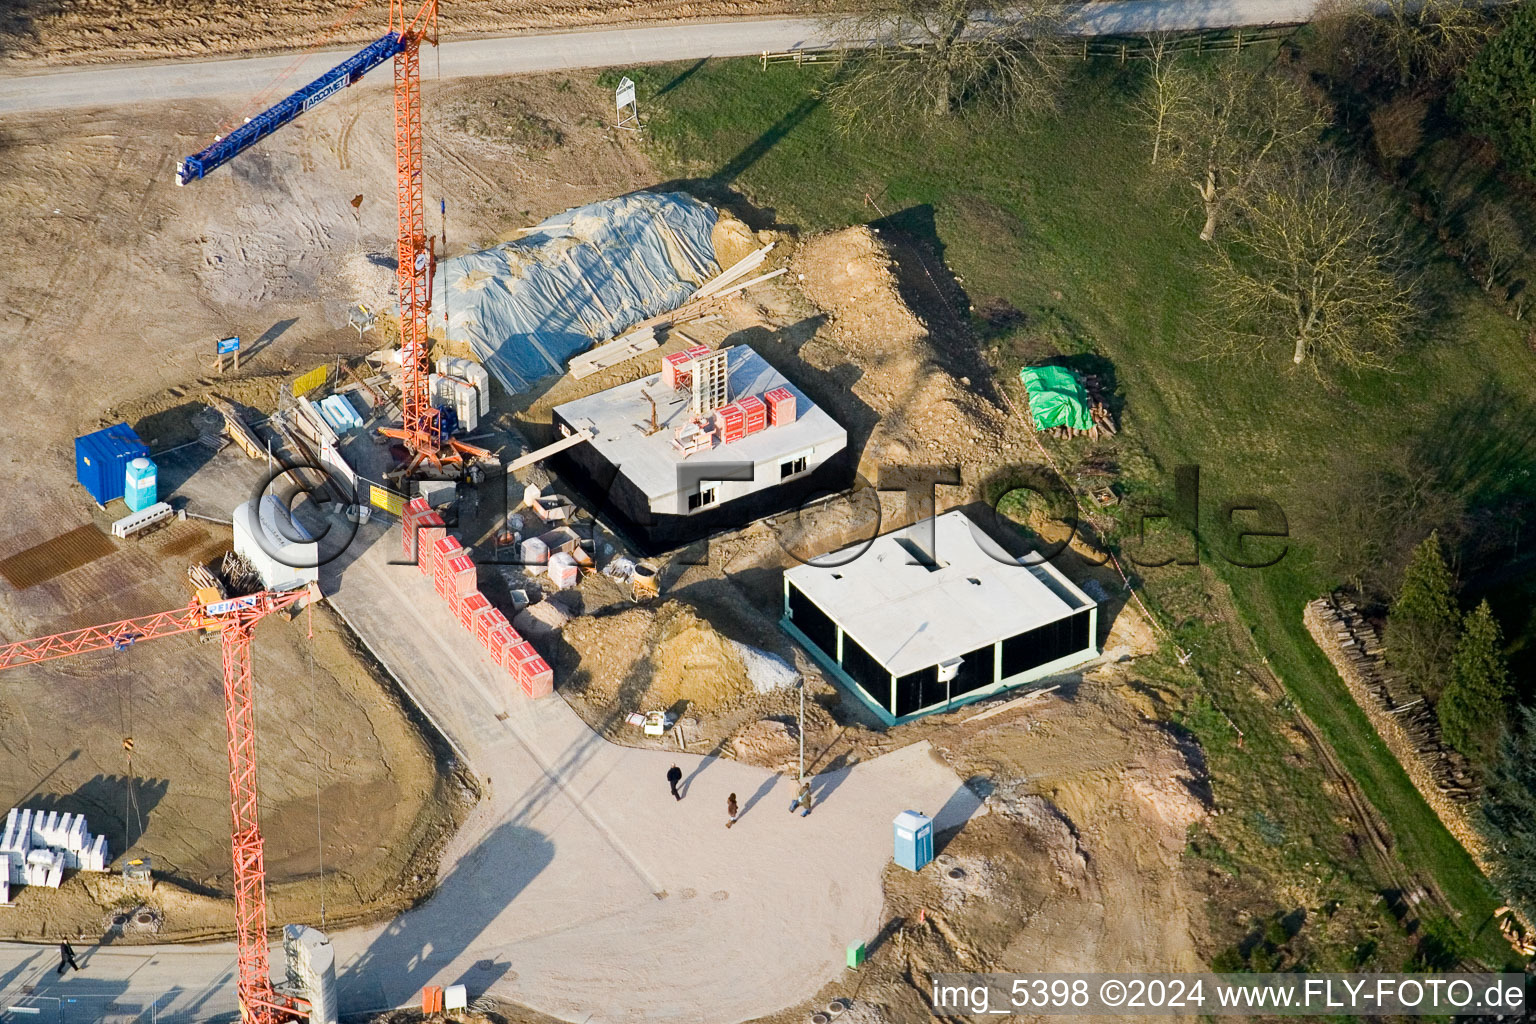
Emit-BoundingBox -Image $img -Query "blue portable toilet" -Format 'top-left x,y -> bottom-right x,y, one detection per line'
893,810 -> 934,872
74,423 -> 149,506
124,457 -> 158,513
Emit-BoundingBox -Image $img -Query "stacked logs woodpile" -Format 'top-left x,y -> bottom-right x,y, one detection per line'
1312,595 -> 1536,964
1310,595 -> 1480,800
1304,595 -> 1491,863
1084,374 -> 1117,437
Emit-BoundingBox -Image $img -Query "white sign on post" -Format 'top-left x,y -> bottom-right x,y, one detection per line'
615,76 -> 639,131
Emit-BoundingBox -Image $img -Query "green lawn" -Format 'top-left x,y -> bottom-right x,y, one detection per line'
624,55 -> 1532,966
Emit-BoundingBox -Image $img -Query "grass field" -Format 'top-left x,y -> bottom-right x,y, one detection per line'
624,53 -> 1533,967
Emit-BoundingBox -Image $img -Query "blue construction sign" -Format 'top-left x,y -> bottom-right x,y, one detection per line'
217,336 -> 241,355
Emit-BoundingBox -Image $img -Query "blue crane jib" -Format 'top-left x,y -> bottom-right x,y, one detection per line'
177,32 -> 405,185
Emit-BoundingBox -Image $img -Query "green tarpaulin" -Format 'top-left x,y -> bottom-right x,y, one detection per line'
1019,365 -> 1092,431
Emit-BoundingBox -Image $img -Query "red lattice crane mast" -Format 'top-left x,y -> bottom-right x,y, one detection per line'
0,586 -> 320,1023
380,0 -> 445,470
177,0 -> 488,474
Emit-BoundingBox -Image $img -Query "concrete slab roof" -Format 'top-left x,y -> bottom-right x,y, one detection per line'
553,346 -> 845,503
785,510 -> 1096,676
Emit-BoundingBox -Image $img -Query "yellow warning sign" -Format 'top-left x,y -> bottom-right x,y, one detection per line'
291,364 -> 328,396
369,486 -> 405,516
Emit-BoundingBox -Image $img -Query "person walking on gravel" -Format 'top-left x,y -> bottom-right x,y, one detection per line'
790,780 -> 813,817
667,763 -> 683,801
726,792 -> 739,828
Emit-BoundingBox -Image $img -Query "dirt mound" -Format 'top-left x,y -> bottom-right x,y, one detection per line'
710,211 -> 763,272
1124,764 -> 1208,850
728,716 -> 799,769
791,227 -> 1020,474
562,602 -> 755,713
794,226 -> 928,349
989,789 -> 1090,889
650,605 -> 752,710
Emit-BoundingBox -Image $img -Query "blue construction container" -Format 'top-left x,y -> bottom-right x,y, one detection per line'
75,423 -> 149,506
893,810 -> 934,872
124,457 -> 158,513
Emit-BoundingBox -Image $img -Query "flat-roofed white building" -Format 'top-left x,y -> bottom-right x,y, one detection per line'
782,510 -> 1098,724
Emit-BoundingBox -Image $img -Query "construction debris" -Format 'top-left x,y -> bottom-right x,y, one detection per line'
221,550 -> 264,596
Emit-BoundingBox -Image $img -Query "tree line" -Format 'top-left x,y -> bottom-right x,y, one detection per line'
827,0 -> 1535,375
1386,533 -> 1533,926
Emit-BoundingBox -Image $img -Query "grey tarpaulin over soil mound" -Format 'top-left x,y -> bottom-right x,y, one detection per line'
433,191 -> 720,395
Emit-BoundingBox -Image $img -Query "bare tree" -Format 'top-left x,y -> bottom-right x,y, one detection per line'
1133,32 -> 1190,166
1464,203 -> 1526,297
1204,152 -> 1422,370
1371,0 -> 1491,87
1310,0 -> 1488,89
828,0 -> 1068,125
1164,63 -> 1326,242
1301,447 -> 1467,598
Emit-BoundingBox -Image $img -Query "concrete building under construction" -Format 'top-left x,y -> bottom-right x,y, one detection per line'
551,344 -> 849,551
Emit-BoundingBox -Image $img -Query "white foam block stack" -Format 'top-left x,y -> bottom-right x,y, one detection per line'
430,373 -> 480,432
1,808 -> 32,885
436,356 -> 491,416
1,808 -> 109,889
284,924 -> 339,1024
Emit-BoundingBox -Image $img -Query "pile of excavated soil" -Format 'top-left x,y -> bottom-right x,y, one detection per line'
710,211 -> 766,273
791,226 -> 1029,475
727,716 -> 800,771
986,788 -> 1091,890
562,603 -> 753,714
650,605 -> 752,709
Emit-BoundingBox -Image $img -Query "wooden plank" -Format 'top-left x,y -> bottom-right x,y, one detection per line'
711,266 -> 786,299
507,428 -> 595,472
692,243 -> 775,300
961,685 -> 1059,724
568,327 -> 660,379
206,396 -> 265,460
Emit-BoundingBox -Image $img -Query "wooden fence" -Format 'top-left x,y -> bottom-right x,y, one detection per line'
760,23 -> 1300,69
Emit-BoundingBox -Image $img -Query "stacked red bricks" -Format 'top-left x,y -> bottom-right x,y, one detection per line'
764,387 -> 796,426
715,403 -> 746,443
403,497 -> 553,698
737,394 -> 768,433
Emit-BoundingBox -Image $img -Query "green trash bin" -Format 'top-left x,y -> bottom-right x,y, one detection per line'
846,941 -> 867,969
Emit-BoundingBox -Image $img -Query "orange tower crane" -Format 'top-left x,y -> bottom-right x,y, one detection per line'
0,586 -> 320,1023
176,0 -> 488,473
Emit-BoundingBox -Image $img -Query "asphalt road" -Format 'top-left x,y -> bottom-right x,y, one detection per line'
0,0 -> 1325,116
